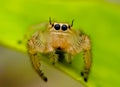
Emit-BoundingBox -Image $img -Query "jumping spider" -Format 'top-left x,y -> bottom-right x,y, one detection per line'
27,18 -> 92,82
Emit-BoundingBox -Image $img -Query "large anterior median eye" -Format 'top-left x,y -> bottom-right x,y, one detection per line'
54,24 -> 60,30
61,24 -> 67,31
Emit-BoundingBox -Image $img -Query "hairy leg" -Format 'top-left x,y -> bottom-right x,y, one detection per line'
49,52 -> 58,65
28,53 -> 47,82
81,50 -> 92,82
81,36 -> 92,82
27,39 -> 47,82
65,53 -> 72,64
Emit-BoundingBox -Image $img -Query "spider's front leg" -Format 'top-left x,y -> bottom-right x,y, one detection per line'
28,52 -> 47,82
27,33 -> 47,82
81,36 -> 92,82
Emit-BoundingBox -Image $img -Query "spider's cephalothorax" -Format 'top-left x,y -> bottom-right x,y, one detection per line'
27,18 -> 92,82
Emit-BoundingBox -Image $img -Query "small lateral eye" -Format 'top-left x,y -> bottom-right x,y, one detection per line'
51,24 -> 54,27
54,24 -> 60,30
68,25 -> 71,29
61,24 -> 67,31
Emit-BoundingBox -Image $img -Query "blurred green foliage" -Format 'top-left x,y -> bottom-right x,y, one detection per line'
0,0 -> 120,87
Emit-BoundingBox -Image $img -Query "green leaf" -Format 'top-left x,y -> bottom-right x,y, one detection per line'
0,0 -> 120,87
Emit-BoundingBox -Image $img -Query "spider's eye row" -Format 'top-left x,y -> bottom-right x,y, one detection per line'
53,24 -> 68,31
54,24 -> 60,30
61,25 -> 67,31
